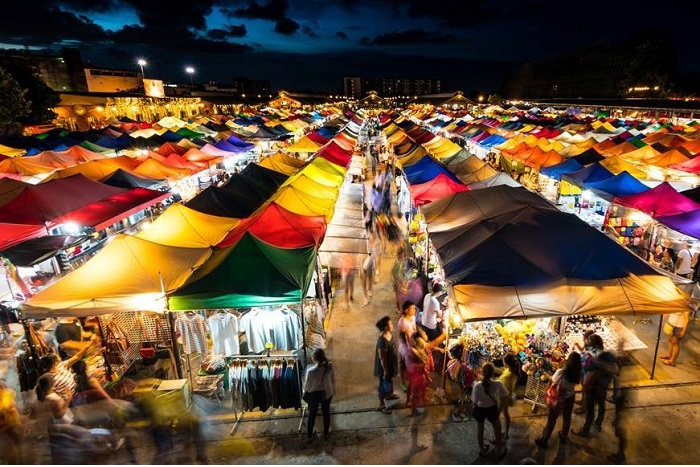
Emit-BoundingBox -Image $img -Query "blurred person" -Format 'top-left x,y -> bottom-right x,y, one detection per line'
339,256 -> 356,304
40,336 -> 97,402
0,381 -> 22,463
375,316 -> 399,414
304,349 -> 335,442
498,353 -> 521,439
360,252 -> 375,307
421,283 -> 446,343
660,248 -> 675,272
472,362 -> 508,459
661,311 -> 690,366
54,317 -> 94,360
397,301 -> 418,391
675,242 -> 693,279
608,367 -> 628,463
535,352 -> 582,449
574,348 -> 619,437
405,331 -> 432,416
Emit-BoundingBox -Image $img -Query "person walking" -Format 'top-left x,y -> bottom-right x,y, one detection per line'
360,252 -> 375,307
574,350 -> 619,437
498,353 -> 520,439
375,316 -> 399,414
421,283 -> 446,343
472,362 -> 508,459
675,242 -> 693,279
397,301 -> 418,392
304,349 -> 335,442
535,352 -> 582,448
660,311 -> 690,366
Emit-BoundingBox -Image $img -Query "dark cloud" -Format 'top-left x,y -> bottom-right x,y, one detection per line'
0,4 -> 109,45
111,25 -> 252,53
301,25 -> 319,39
274,17 -> 300,35
56,0 -> 120,12
360,29 -> 455,46
207,24 -> 247,40
122,0 -> 216,32
227,0 -> 301,35
335,31 -> 348,40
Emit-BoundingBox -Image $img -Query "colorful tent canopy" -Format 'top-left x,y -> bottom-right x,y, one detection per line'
21,235 -> 212,317
539,158 -> 584,180
258,152 -> 305,175
186,164 -> 288,218
136,204 -> 239,248
452,274 -> 690,321
584,171 -> 650,201
614,182 -> 700,218
0,235 -> 88,266
468,172 -> 522,190
404,156 -> 462,185
426,187 -> 657,287
0,174 -> 126,225
655,209 -> 700,241
286,135 -> 323,153
217,202 -> 326,248
133,158 -> 193,180
52,187 -> 171,231
561,163 -> 614,187
0,223 -> 47,251
409,173 -> 469,206
101,169 -> 162,188
169,233 -> 316,310
0,177 -> 28,206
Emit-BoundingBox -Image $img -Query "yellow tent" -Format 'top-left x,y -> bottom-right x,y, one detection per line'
271,185 -> 338,220
285,174 -> 340,199
0,144 -> 26,157
620,145 -> 661,162
137,204 -> 239,248
47,156 -> 139,181
133,158 -> 192,180
21,235 -> 212,317
295,159 -> 345,187
398,146 -> 429,167
285,135 -> 323,153
258,151 -> 305,175
600,155 -> 647,179
0,157 -> 56,181
453,274 -> 691,321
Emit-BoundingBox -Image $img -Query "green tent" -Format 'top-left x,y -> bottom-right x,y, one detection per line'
175,127 -> 204,139
168,233 -> 317,310
79,141 -> 114,154
629,137 -> 647,148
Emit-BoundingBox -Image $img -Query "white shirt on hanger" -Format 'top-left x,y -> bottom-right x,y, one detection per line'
207,312 -> 240,356
176,313 -> 208,355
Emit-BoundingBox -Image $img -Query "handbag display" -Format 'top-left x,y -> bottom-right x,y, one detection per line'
104,319 -> 129,365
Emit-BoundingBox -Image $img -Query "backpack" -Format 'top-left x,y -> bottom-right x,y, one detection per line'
544,380 -> 565,409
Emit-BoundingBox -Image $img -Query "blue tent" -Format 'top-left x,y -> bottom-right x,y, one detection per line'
572,148 -> 605,166
561,163 -> 614,187
403,156 -> 462,185
215,139 -> 248,153
480,134 -> 507,148
539,158 -> 583,180
424,186 -> 656,286
226,135 -> 254,148
584,171 -> 650,201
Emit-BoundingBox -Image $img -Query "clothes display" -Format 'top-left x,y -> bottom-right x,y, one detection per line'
228,358 -> 303,412
176,312 -> 208,355
238,307 -> 302,354
207,311 -> 240,356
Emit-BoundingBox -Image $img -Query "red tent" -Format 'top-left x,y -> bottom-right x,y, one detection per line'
155,142 -> 188,156
670,155 -> 700,173
53,187 -> 171,231
0,174 -> 126,225
0,223 -> 47,251
306,132 -> 330,145
614,182 -> 700,217
318,141 -> 352,167
409,173 -> 469,206
217,202 -> 326,248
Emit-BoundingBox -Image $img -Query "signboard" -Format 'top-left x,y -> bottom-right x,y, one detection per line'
143,79 -> 165,98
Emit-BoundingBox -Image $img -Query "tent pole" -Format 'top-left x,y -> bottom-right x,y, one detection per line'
650,313 -> 663,380
299,295 -> 308,364
160,271 -> 183,379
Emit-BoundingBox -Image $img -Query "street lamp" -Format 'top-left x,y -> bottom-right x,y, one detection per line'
185,66 -> 195,92
137,59 -> 147,78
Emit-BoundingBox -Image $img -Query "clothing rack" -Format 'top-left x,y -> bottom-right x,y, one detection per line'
227,350 -> 306,435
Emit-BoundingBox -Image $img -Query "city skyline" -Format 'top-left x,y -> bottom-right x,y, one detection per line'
0,1 -> 698,93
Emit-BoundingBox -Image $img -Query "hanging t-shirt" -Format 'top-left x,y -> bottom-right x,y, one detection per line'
239,308 -> 301,353
207,313 -> 240,356
176,313 -> 208,355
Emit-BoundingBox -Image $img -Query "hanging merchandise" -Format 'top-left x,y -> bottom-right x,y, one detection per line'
103,318 -> 130,365
176,311 -> 209,355
207,310 -> 240,356
238,306 -> 301,354
228,356 -> 303,412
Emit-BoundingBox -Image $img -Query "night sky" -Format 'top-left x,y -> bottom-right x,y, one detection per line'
1,0 -> 698,93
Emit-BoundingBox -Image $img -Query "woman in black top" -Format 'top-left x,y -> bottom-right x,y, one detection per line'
374,316 -> 399,414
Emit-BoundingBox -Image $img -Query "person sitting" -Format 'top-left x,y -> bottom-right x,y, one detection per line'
40,336 -> 98,403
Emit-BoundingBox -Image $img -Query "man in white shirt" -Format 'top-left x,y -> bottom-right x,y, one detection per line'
675,242 -> 693,279
421,283 -> 446,343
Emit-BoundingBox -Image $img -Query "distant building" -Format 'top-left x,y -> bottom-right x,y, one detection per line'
268,90 -> 331,110
0,47 -> 87,92
501,46 -> 631,99
411,91 -> 475,109
84,68 -> 142,93
343,77 -> 362,99
343,77 -> 444,98
231,77 -> 272,97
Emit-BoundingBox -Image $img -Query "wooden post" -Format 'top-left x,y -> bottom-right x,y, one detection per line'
650,314 -> 664,380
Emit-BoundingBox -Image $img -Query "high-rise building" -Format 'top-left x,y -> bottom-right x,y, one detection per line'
343,77 -> 444,98
0,47 -> 87,91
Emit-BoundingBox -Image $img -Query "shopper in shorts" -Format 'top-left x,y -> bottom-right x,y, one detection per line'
472,362 -> 508,459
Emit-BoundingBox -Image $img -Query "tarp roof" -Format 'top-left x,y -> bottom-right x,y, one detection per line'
404,156 -> 462,185
258,151 -> 305,175
468,172 -> 522,190
571,148 -> 605,166
0,174 -> 126,225
585,171 -> 650,201
22,235 -> 212,317
133,158 -> 193,180
539,158 -> 583,180
0,177 -> 28,206
0,235 -> 88,267
186,163 -> 288,218
561,163 -> 614,187
0,223 -> 48,251
101,168 -> 162,188
614,182 -> 700,218
168,233 -> 316,310
409,173 -> 469,206
286,135 -> 323,153
426,189 -> 658,287
136,204 -> 239,248
217,202 -> 326,248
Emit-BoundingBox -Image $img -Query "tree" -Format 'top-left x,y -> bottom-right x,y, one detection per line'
620,30 -> 677,98
1,62 -> 60,124
0,67 -> 30,135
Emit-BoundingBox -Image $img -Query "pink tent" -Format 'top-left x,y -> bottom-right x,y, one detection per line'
614,182 -> 700,217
